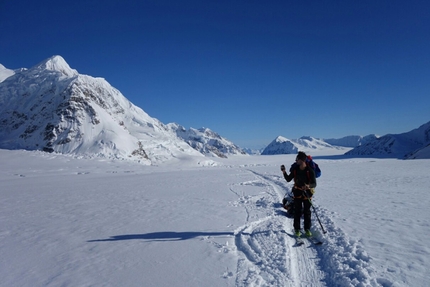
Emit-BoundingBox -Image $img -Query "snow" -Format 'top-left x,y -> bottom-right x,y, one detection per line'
408,144 -> 430,159
0,64 -> 15,82
167,124 -> 247,157
0,56 -> 245,162
35,55 -> 79,77
262,136 -> 345,155
346,121 -> 430,159
1,149 -> 429,286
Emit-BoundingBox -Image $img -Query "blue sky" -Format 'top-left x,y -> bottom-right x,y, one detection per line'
1,0 -> 429,148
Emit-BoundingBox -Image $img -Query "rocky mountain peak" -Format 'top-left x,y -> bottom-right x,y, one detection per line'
0,56 -> 248,164
0,56 -> 206,164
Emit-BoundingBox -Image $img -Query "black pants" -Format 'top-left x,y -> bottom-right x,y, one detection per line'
293,196 -> 312,231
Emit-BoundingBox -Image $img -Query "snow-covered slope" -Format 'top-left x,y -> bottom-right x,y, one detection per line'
167,123 -> 247,158
324,134 -> 378,147
346,121 -> 430,158
0,64 -> 16,82
243,147 -> 263,155
0,56 -> 204,164
261,136 -> 298,155
261,136 -> 342,155
406,144 -> 430,159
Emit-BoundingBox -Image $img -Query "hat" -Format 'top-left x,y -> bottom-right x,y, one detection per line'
296,151 -> 307,161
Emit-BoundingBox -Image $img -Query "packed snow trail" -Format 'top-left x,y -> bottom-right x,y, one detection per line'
229,169 -> 324,286
229,167 -> 386,287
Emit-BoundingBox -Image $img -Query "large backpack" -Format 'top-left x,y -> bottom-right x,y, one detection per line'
305,155 -> 321,178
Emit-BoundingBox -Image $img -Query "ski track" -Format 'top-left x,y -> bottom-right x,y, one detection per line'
228,168 -> 393,287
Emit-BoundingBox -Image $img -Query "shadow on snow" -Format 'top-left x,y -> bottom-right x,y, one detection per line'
88,231 -> 234,242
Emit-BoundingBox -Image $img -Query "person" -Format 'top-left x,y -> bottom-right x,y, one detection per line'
281,151 -> 317,237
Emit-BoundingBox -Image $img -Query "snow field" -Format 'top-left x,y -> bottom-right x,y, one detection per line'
1,150 -> 429,286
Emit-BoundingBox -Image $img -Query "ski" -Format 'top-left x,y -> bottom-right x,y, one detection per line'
306,236 -> 323,245
286,231 -> 323,246
307,230 -> 324,245
295,236 -> 305,246
286,232 -> 305,246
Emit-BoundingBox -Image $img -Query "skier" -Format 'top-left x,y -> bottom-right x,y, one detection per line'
281,151 -> 317,237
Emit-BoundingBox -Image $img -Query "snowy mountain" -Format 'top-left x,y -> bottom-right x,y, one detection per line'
345,121 -> 430,158
261,136 -> 341,155
0,56 -> 206,164
262,122 -> 430,159
242,147 -> 263,155
0,64 -> 17,82
324,134 -> 378,147
261,136 -> 297,155
167,123 -> 247,158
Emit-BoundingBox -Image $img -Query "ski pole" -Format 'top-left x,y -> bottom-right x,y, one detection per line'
309,199 -> 327,234
302,190 -> 327,234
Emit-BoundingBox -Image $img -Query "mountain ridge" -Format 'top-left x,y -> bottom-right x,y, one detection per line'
0,56 -> 203,164
0,56 -> 249,164
261,136 -> 346,155
261,122 -> 430,159
1,56 -> 429,160
345,121 -> 430,159
167,123 -> 247,158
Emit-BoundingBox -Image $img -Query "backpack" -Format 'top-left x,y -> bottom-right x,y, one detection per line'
305,155 -> 321,178
282,193 -> 295,216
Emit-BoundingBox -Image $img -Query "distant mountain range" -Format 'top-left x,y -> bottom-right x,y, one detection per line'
261,124 -> 430,159
1,56 -> 429,161
345,122 -> 430,159
261,135 -> 378,155
261,136 -> 341,155
323,135 -> 378,148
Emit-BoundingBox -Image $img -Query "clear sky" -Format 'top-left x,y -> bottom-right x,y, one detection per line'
1,0 -> 429,149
